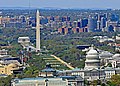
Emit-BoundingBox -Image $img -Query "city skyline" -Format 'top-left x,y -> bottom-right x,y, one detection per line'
0,0 -> 120,9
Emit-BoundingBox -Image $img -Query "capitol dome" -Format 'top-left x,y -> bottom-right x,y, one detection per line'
87,47 -> 98,55
84,47 -> 100,70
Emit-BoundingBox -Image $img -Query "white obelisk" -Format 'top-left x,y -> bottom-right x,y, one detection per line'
36,10 -> 40,52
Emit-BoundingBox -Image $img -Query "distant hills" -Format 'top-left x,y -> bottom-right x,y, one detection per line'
0,7 -> 63,10
0,7 -> 37,10
0,7 -> 116,10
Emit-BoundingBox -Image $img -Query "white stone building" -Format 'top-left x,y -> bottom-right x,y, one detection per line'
84,47 -> 100,70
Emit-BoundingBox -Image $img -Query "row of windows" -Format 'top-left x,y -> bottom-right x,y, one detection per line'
14,82 -> 66,86
72,72 -> 105,76
48,82 -> 66,85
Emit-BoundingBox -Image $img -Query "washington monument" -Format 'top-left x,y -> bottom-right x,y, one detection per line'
36,10 -> 40,52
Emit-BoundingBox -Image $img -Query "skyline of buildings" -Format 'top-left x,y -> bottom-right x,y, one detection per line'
1,9 -> 120,34
1,7 -> 120,85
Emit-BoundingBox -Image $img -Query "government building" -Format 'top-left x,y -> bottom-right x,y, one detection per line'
62,46 -> 120,81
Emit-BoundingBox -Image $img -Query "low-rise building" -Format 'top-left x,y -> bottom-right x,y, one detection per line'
0,62 -> 22,75
12,76 -> 84,86
12,78 -> 67,86
12,64 -> 84,86
18,37 -> 30,48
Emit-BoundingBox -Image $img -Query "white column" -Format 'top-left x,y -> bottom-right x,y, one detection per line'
36,10 -> 40,52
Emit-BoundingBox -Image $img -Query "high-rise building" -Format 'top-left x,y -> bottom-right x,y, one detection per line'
61,16 -> 66,22
67,16 -> 70,21
97,21 -> 101,31
97,14 -> 101,31
77,20 -> 81,28
110,14 -> 119,22
108,25 -> 114,32
36,10 -> 40,52
105,13 -> 108,20
73,21 -> 77,28
88,16 -> 97,32
0,17 -> 2,24
100,17 -> 106,30
81,18 -> 88,28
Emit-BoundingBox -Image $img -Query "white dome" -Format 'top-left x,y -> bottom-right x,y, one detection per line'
99,51 -> 113,58
87,47 -> 98,55
86,47 -> 99,59
113,54 -> 120,58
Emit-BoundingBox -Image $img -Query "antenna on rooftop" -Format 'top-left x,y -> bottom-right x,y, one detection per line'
28,0 -> 31,15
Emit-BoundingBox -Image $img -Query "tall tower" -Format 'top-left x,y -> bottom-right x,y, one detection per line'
36,10 -> 40,52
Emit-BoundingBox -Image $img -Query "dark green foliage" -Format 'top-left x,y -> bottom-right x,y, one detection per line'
101,83 -> 106,86
110,74 -> 120,86
106,81 -> 116,86
0,28 -> 118,69
107,63 -> 112,67
0,76 -> 12,86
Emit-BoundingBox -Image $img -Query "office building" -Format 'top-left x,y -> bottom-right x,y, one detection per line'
77,20 -> 81,28
81,18 -> 88,28
88,16 -> 97,32
100,17 -> 106,30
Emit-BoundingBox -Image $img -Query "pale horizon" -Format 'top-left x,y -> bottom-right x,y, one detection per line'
0,0 -> 120,9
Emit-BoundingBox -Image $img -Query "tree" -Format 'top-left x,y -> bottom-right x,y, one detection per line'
110,74 -> 120,86
0,76 -> 12,86
90,80 -> 101,86
106,81 -> 116,86
107,63 -> 112,67
101,83 -> 106,86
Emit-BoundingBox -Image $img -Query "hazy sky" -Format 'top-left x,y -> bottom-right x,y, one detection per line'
0,0 -> 120,9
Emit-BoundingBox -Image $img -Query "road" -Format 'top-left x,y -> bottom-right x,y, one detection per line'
51,55 -> 74,70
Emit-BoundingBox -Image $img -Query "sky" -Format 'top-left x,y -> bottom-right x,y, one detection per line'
0,0 -> 120,9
